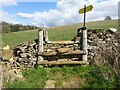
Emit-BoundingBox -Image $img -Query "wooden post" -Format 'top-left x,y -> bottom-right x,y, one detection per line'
82,29 -> 87,62
43,30 -> 48,43
83,5 -> 86,27
38,30 -> 43,52
82,5 -> 87,62
38,30 -> 44,61
45,30 -> 48,42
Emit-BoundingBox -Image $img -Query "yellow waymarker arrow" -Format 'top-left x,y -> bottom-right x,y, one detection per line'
79,5 -> 93,14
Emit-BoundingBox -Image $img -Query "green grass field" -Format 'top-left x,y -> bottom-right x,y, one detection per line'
2,19 -> 118,49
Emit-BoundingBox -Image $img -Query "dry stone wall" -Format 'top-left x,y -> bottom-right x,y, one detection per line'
1,28 -> 120,70
73,28 -> 120,65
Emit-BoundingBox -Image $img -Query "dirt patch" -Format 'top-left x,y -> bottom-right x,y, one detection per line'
61,75 -> 85,88
44,80 -> 56,88
2,50 -> 13,61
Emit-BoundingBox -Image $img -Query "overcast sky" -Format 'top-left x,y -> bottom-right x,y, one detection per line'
0,0 -> 119,27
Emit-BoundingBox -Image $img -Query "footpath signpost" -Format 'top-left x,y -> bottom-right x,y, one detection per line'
78,5 -> 93,62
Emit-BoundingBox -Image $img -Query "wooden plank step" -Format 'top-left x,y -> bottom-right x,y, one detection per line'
38,61 -> 89,65
47,41 -> 78,44
39,50 -> 86,56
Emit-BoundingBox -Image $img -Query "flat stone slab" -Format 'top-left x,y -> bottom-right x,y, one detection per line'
44,80 -> 56,88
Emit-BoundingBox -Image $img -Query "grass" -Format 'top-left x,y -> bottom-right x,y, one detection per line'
82,65 -> 118,88
2,30 -> 38,49
2,27 -> 76,49
6,65 -> 119,88
2,19 -> 118,49
46,19 -> 118,31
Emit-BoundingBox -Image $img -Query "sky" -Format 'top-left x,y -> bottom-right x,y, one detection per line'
0,0 -> 119,27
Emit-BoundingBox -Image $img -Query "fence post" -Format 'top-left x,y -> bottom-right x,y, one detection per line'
38,30 -> 44,62
45,30 -> 48,42
43,30 -> 48,43
82,28 -> 87,62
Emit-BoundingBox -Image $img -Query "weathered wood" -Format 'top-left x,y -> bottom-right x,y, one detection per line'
38,61 -> 89,65
45,30 -> 48,42
40,51 -> 57,56
82,29 -> 88,62
62,50 -> 86,55
47,41 -> 77,44
40,50 -> 86,56
43,30 -> 48,42
38,30 -> 44,53
38,30 -> 44,62
56,48 -> 71,53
